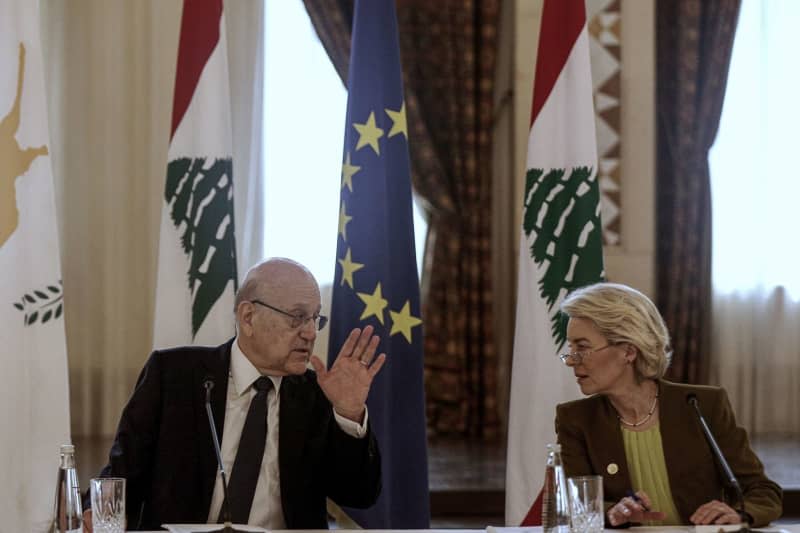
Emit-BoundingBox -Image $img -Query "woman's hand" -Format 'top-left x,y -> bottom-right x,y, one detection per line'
690,499 -> 742,525
82,509 -> 93,532
606,490 -> 666,526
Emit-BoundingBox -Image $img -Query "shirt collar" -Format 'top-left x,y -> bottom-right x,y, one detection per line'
232,337 -> 282,398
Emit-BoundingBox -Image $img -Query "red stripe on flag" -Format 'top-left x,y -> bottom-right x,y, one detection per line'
529,0 -> 586,126
520,488 -> 544,526
170,0 -> 223,141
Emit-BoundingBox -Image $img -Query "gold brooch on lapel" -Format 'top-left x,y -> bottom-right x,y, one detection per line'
607,463 -> 619,475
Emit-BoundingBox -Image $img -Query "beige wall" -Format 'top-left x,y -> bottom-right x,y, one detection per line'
511,0 -> 656,297
41,0 -> 264,437
42,0 -> 183,436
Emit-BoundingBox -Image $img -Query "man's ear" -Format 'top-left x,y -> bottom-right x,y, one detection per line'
237,301 -> 255,337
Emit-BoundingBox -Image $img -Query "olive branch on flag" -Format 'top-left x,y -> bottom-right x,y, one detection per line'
11,280 -> 63,326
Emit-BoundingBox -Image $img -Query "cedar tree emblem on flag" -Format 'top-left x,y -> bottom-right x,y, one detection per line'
165,156 -> 235,336
523,166 -> 604,346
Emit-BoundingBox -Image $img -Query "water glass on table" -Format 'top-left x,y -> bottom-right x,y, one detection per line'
567,475 -> 603,533
90,477 -> 126,533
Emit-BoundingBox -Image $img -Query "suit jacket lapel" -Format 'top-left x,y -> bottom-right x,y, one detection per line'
592,396 -> 632,502
198,339 -> 233,518
658,379 -> 696,520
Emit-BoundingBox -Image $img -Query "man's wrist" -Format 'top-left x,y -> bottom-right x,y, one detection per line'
334,405 -> 366,423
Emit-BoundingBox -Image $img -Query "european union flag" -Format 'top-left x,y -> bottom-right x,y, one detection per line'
327,0 -> 430,528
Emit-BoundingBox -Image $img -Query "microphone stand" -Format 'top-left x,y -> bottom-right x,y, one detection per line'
687,394 -> 750,533
200,379 -> 249,533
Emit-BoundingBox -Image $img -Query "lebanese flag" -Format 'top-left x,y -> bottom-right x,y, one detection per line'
505,0 -> 605,525
153,0 -> 238,348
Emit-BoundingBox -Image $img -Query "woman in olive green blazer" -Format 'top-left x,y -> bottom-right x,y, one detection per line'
555,283 -> 782,528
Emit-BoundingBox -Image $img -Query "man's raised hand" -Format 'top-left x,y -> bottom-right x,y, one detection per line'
309,325 -> 386,422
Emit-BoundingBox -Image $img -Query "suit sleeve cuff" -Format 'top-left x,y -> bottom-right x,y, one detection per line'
333,406 -> 369,438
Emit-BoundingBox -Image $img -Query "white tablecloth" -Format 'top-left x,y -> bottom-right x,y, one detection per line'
141,525 -> 800,533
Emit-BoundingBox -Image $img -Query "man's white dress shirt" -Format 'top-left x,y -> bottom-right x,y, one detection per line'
206,338 -> 368,528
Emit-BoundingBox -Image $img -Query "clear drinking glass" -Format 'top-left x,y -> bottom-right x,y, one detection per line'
567,475 -> 604,533
90,477 -> 126,533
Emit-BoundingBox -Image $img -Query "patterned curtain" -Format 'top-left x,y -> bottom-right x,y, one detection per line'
656,0 -> 740,384
303,0 -> 501,439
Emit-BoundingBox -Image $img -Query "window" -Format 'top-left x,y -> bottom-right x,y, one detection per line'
709,0 -> 800,437
709,0 -> 800,299
262,1 -> 426,286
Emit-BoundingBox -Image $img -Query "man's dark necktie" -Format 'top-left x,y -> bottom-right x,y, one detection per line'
223,376 -> 272,524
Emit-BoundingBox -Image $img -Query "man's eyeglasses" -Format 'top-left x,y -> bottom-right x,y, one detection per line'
250,299 -> 328,331
558,344 -> 614,364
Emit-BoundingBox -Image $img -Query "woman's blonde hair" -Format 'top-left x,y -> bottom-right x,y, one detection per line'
560,282 -> 672,379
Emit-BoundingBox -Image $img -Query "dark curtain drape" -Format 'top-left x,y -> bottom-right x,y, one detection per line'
303,0 -> 501,439
656,0 -> 740,384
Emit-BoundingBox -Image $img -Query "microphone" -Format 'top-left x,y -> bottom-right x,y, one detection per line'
202,378 -> 248,533
686,394 -> 749,531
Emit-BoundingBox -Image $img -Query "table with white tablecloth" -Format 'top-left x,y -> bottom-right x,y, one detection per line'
138,524 -> 800,533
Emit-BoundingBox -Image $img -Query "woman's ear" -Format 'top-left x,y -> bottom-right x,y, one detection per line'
625,343 -> 637,363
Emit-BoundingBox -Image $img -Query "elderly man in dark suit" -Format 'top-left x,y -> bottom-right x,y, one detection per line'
83,258 -> 385,531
